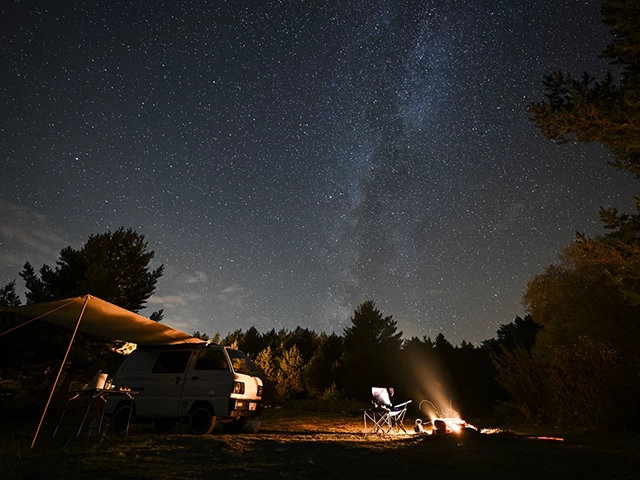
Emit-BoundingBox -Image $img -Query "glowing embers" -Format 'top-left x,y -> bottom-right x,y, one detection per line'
418,399 -> 489,435
432,417 -> 477,435
527,436 -> 564,442
416,399 -> 506,436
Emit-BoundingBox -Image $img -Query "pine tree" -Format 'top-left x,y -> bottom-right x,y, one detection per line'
523,0 -> 640,427
528,1 -> 640,178
255,345 -> 277,380
275,345 -> 305,402
343,300 -> 403,399
0,280 -> 21,307
19,227 -> 163,312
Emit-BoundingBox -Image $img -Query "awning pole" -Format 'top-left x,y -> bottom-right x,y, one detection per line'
30,296 -> 90,449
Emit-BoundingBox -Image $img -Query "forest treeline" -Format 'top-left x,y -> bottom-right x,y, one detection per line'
0,280 -> 531,421
190,304 -> 539,420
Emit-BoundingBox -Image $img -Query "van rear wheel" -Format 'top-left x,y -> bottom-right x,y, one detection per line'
188,406 -> 216,435
111,405 -> 133,435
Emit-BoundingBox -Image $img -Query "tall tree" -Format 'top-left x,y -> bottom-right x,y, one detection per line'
518,232 -> 640,427
253,345 -> 278,404
528,0 -> 640,178
343,300 -> 403,399
524,239 -> 640,358
520,0 -> 640,428
281,327 -> 319,363
305,332 -> 345,398
275,345 -> 305,402
19,227 -> 163,312
241,326 -> 265,357
482,315 -> 542,353
0,280 -> 21,307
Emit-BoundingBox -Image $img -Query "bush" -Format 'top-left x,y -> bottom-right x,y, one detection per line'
546,336 -> 638,429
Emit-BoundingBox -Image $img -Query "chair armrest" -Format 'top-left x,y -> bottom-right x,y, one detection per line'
393,400 -> 412,408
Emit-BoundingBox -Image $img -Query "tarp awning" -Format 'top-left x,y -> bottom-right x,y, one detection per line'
1,295 -> 204,345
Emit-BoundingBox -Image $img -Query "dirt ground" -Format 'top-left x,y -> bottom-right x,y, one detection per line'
2,408 -> 640,479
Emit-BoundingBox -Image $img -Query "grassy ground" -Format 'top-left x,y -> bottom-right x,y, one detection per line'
2,408 -> 639,479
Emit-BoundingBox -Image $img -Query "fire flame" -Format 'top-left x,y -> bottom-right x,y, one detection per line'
419,399 -> 500,435
419,399 -> 468,434
433,417 -> 477,434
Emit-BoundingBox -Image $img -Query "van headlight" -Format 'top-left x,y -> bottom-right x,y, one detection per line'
257,385 -> 263,397
233,381 -> 245,394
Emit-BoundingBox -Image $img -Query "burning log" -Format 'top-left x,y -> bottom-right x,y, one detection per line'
418,399 -> 501,436
432,417 -> 477,435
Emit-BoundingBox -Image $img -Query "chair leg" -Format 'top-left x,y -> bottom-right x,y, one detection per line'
392,411 -> 408,433
364,409 -> 393,435
373,411 -> 386,434
378,412 -> 393,434
363,410 -> 378,436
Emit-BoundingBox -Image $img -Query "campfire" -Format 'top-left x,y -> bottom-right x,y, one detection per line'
416,400 -> 564,441
418,400 -> 497,435
432,417 -> 477,434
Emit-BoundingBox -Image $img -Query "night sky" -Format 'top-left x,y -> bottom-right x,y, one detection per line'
1,0 -> 637,345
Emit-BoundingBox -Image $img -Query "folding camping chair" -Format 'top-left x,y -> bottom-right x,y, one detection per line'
364,387 -> 412,435
363,401 -> 389,435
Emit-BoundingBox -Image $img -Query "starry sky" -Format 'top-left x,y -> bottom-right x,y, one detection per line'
1,0 -> 637,345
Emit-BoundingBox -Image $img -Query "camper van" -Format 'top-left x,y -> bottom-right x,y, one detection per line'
104,343 -> 263,434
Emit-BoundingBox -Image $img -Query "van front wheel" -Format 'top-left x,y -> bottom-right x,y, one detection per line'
188,406 -> 216,435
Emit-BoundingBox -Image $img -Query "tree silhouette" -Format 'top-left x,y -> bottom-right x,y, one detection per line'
521,0 -> 640,428
19,227 -> 163,312
343,300 -> 403,399
305,333 -> 345,398
529,1 -> 640,178
0,280 -> 21,307
482,315 -> 541,353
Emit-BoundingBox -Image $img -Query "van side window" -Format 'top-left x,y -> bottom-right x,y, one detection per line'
125,351 -> 153,373
194,350 -> 229,371
152,351 -> 192,374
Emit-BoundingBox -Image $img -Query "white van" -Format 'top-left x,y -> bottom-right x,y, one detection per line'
104,343 -> 263,435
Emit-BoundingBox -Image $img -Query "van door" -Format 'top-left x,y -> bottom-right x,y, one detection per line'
137,350 -> 193,418
180,347 -> 234,417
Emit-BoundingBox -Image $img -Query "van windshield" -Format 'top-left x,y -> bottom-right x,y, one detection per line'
226,348 -> 259,376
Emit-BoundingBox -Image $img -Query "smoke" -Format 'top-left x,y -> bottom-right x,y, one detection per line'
404,347 -> 462,423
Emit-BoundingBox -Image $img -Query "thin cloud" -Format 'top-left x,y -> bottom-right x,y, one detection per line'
0,200 -> 68,270
148,295 -> 188,307
218,284 -> 251,308
183,271 -> 209,284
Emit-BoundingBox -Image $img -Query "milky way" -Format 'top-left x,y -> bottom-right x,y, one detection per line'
1,0 -> 637,344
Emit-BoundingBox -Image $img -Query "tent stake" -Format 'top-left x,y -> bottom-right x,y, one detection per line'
30,296 -> 90,449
